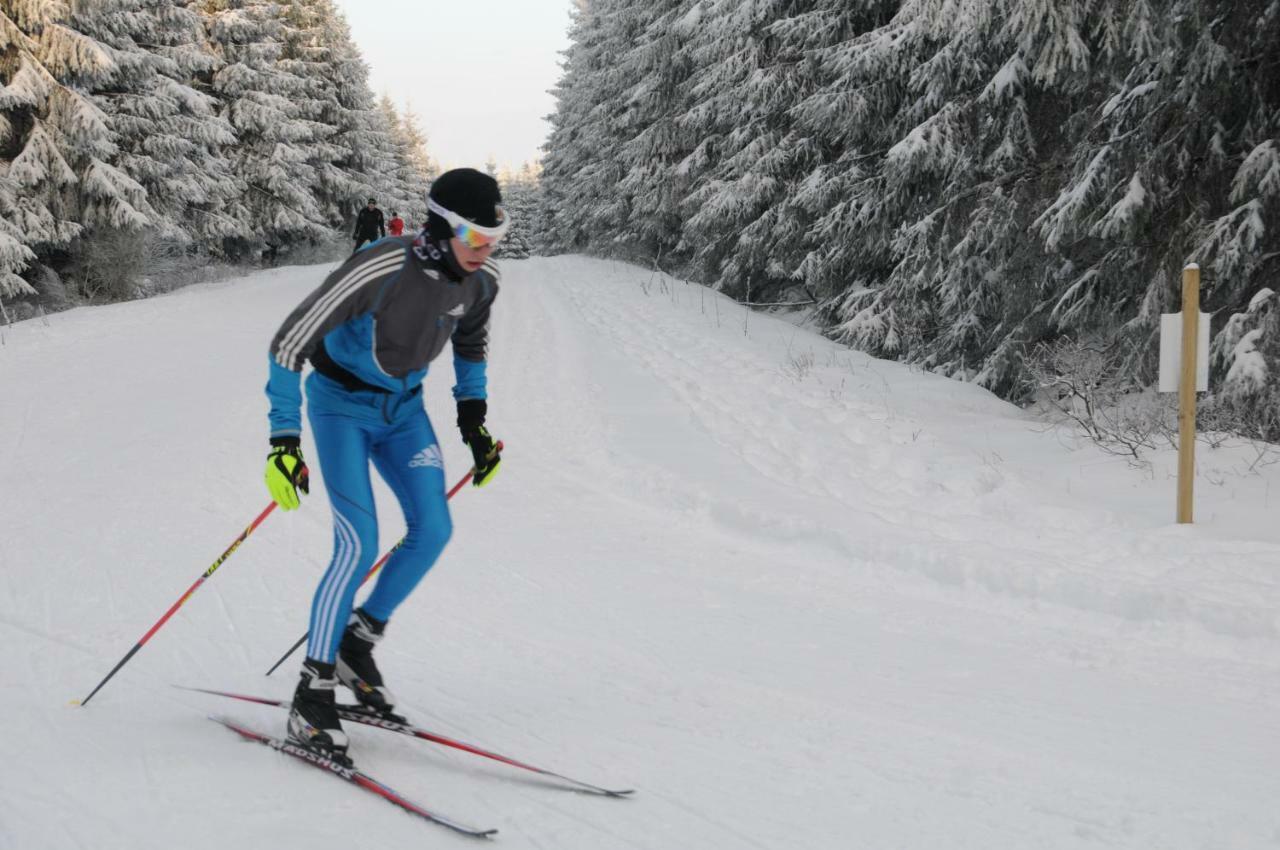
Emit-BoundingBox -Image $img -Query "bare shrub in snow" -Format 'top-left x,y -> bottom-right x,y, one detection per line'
1028,333 -> 1280,469
1025,335 -> 1169,459
65,230 -> 150,303
782,347 -> 816,382
65,231 -> 250,303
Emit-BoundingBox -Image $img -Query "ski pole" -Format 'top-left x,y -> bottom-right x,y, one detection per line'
77,501 -> 278,706
264,451 -> 496,677
262,538 -> 405,677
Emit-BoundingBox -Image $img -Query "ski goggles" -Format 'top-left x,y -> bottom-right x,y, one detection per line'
427,198 -> 510,248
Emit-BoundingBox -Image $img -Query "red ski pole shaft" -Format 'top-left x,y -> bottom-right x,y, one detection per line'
77,502 -> 278,706
264,451 -> 495,677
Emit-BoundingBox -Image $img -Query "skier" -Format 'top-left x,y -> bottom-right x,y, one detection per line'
352,197 -> 386,251
263,168 -> 508,762
387,210 -> 405,237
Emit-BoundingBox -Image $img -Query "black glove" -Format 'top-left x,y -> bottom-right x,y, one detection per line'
457,399 -> 501,487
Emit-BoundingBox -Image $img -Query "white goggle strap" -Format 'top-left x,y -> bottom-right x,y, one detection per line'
427,198 -> 510,239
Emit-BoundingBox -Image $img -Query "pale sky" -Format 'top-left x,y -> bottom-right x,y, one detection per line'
333,0 -> 575,174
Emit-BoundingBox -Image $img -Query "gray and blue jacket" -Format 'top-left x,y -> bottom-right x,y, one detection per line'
266,235 -> 499,440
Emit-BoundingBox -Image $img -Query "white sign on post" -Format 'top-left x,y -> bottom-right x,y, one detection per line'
1157,312 -> 1210,393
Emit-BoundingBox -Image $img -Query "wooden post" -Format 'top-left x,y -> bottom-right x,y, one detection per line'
1176,264 -> 1200,524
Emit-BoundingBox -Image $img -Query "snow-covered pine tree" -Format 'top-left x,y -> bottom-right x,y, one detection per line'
541,0 -> 643,255
998,0 -> 1276,400
399,104 -> 435,185
744,0 -> 1280,401
544,0 -> 1279,417
1,0 -> 428,301
0,7 -> 43,297
0,163 -> 36,296
1212,286 -> 1278,439
679,0 -> 887,306
70,0 -> 240,252
496,163 -> 539,260
346,94 -> 400,235
608,0 -> 698,265
0,0 -> 118,295
377,94 -> 426,228
199,0 -> 330,259
278,0 -> 385,237
798,0 -> 1045,386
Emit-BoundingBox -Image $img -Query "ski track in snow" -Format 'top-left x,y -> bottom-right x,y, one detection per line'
0,256 -> 1278,849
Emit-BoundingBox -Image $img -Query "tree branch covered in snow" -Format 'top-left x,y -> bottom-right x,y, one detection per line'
541,0 -> 1280,422
0,0 -> 435,299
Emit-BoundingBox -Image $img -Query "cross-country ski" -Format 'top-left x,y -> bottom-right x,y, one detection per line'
186,686 -> 633,797
213,716 -> 498,839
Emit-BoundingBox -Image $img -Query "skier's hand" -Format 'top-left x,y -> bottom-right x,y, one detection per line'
265,438 -> 309,510
457,399 -> 501,487
464,427 -> 501,487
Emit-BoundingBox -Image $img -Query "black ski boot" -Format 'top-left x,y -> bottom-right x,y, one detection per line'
336,608 -> 400,717
287,659 -> 351,765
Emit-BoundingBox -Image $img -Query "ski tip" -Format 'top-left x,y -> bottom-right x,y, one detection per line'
562,781 -> 634,797
209,714 -> 251,736
444,829 -> 496,840
173,683 -> 224,697
175,684 -> 285,708
175,684 -> 230,701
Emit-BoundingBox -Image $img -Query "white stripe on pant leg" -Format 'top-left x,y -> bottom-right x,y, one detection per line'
320,510 -> 363,657
315,510 -> 363,661
314,510 -> 355,658
316,514 -> 360,660
307,519 -> 350,660
308,513 -> 354,660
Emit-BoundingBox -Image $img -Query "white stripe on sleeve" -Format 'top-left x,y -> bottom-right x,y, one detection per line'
277,253 -> 403,370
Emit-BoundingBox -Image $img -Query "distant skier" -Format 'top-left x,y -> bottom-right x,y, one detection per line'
352,198 -> 385,251
263,168 -> 509,763
387,211 -> 405,237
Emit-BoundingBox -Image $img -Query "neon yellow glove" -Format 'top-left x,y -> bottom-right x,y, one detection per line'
464,425 -> 502,487
265,439 -> 309,510
457,399 -> 501,487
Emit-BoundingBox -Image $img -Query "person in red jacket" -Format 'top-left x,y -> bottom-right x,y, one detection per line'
387,211 -> 405,237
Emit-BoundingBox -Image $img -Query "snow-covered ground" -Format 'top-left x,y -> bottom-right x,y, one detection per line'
2,256 -> 1278,849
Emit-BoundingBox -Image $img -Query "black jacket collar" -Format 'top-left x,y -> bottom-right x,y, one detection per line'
412,233 -> 467,282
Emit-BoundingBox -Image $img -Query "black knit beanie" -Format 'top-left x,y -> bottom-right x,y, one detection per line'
426,168 -> 503,242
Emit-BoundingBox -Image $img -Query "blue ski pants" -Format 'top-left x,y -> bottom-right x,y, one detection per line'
303,372 -> 452,663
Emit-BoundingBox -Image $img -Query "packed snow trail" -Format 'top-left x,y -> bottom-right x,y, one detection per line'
1,256 -> 1278,849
